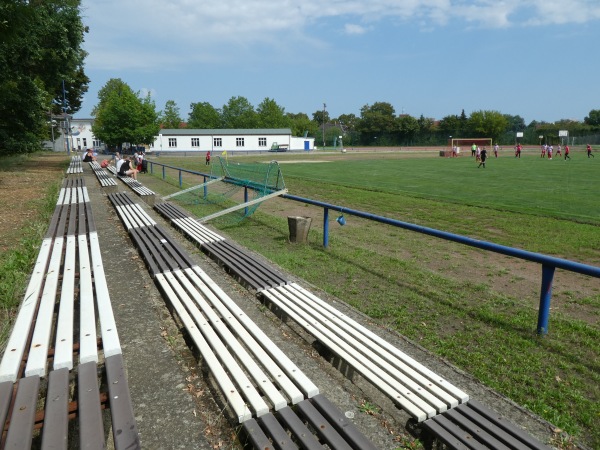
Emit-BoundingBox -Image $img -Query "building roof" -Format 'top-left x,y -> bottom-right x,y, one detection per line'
158,128 -> 292,136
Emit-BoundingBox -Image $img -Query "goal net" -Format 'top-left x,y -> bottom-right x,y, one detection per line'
450,138 -> 493,154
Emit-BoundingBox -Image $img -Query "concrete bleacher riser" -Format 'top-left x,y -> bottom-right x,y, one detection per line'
0,176 -> 139,449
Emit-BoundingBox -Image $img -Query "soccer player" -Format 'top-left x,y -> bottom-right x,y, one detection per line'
471,143 -> 477,157
547,145 -> 553,160
493,143 -> 499,158
540,144 -> 546,158
556,145 -> 562,157
478,147 -> 488,168
564,144 -> 571,160
515,143 -> 522,158
587,144 -> 594,158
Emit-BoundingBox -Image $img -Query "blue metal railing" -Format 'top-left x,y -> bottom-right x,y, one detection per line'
147,160 -> 600,334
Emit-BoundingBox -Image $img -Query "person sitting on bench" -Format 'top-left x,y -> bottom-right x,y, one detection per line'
118,156 -> 138,180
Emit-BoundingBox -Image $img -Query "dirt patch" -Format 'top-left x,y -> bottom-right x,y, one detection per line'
0,154 -> 67,253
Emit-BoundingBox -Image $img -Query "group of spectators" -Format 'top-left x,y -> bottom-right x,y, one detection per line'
82,148 -> 146,180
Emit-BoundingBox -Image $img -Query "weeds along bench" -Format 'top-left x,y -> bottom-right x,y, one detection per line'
421,399 -> 551,450
66,155 -> 83,174
109,193 -> 380,449
0,177 -> 139,449
106,165 -> 156,205
89,161 -> 118,190
155,201 -> 288,291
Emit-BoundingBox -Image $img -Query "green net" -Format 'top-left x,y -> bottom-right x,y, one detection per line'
173,157 -> 286,226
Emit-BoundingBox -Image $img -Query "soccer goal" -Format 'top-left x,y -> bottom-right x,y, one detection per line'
450,138 -> 493,154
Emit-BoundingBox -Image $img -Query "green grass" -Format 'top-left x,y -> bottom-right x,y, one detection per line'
144,151 -> 600,448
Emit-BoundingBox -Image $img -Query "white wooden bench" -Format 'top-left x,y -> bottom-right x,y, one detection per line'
107,192 -> 318,421
66,155 -> 83,174
106,165 -> 156,203
260,283 -> 470,423
89,161 -> 118,188
0,177 -> 139,449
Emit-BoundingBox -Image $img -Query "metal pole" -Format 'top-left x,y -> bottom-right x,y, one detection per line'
323,207 -> 329,248
322,103 -> 326,149
537,265 -> 555,335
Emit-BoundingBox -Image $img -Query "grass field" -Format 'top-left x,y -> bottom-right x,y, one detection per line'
145,149 -> 600,449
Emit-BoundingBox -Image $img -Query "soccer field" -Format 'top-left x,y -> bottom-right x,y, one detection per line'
277,151 -> 599,225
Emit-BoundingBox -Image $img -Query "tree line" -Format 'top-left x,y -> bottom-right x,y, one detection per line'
84,79 -> 600,150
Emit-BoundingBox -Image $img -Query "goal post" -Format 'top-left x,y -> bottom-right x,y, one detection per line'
450,138 -> 493,154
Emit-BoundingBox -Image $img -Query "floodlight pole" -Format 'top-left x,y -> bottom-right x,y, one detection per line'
322,103 -> 326,149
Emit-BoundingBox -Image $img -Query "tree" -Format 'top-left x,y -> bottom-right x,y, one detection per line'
584,109 -> 600,128
468,110 -> 508,141
256,98 -> 290,128
396,115 -> 419,144
91,79 -> 160,150
188,102 -> 221,128
0,0 -> 89,155
357,102 -> 396,143
160,100 -> 182,129
287,113 -> 318,138
221,96 -> 257,128
312,110 -> 330,126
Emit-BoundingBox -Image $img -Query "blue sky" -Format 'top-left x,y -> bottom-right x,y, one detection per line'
78,0 -> 600,125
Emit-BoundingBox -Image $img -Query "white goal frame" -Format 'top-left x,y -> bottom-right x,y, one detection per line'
450,138 -> 493,153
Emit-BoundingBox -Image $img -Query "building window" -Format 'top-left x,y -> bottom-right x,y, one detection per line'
191,138 -> 200,147
168,138 -> 177,148
258,137 -> 267,147
83,138 -> 87,148
213,138 -> 222,147
236,137 -> 245,147
93,139 -> 102,148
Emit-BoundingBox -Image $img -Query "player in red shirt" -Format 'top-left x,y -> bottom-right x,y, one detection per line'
564,144 -> 570,160
587,144 -> 594,158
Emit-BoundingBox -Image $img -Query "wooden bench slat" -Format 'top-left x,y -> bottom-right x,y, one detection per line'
173,270 -> 288,411
41,367 -> 70,450
422,416 -> 473,450
276,406 -> 323,450
129,228 -> 164,276
189,266 -> 318,401
262,287 -> 432,421
174,217 -> 225,245
0,381 -> 13,433
295,399 -> 353,450
105,354 -> 141,450
256,413 -> 298,449
241,418 -> 274,450
78,361 -> 105,450
155,273 -> 252,422
4,375 -> 40,449
89,231 -> 122,358
444,407 -> 513,450
309,394 -> 378,450
162,270 -> 269,417
24,235 -> 65,378
78,234 -> 99,365
466,400 -> 551,450
53,234 -> 77,371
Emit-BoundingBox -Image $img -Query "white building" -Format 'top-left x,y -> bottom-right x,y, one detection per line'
151,128 -> 314,153
55,122 -> 315,154
44,117 -> 103,153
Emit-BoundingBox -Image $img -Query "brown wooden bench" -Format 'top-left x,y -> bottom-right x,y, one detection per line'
422,399 -> 551,450
0,177 -> 139,449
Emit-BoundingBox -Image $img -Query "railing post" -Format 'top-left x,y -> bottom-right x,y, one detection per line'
244,187 -> 249,215
203,176 -> 208,199
323,207 -> 329,248
537,264 -> 555,335
179,170 -> 182,187
162,165 -> 166,180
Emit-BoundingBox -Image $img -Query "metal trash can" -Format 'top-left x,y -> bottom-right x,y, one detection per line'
288,216 -> 312,243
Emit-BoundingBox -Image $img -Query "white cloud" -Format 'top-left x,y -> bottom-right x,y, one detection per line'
344,23 -> 368,35
81,0 -> 600,70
